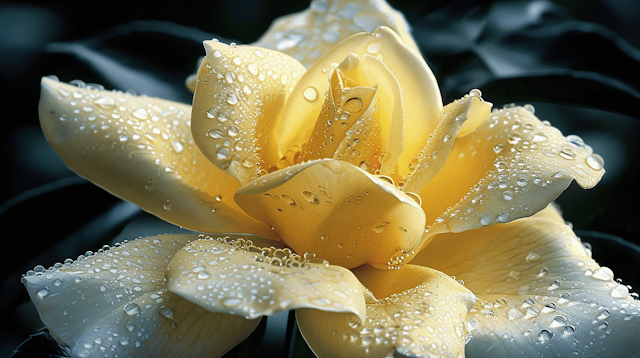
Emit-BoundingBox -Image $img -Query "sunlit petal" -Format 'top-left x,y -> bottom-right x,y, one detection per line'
234,159 -> 425,268
278,27 -> 442,176
412,206 -> 640,357
253,0 -> 419,69
166,235 -> 367,323
39,77 -> 274,237
191,41 -> 306,185
22,234 -> 259,358
403,94 -> 492,192
413,105 -> 605,252
297,264 -> 475,357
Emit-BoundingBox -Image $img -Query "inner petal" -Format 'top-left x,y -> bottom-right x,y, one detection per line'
234,160 -> 426,269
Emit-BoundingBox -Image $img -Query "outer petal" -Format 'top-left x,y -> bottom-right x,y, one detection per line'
277,27 -> 442,178
22,234 -> 259,358
191,41 -> 306,185
39,77 -> 274,237
412,206 -> 640,357
165,235 -> 367,323
413,105 -> 605,253
297,265 -> 476,358
234,159 -> 425,269
253,0 -> 420,68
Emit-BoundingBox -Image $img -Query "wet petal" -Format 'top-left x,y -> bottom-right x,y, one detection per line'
403,94 -> 492,192
253,0 -> 419,68
413,105 -> 605,252
39,77 -> 273,237
22,234 -> 259,358
191,41 -> 306,185
278,27 -> 442,177
234,159 -> 425,268
297,264 -> 475,358
412,206 -> 640,357
165,235 -> 367,322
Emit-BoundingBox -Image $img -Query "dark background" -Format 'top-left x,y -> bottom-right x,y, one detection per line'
1,0 -> 639,356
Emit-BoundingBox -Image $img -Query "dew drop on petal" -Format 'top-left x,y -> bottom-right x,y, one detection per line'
303,87 -> 318,101
124,302 -> 140,316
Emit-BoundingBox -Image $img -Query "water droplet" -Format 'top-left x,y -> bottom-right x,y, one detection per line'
218,112 -> 229,122
503,190 -> 514,201
591,267 -> 614,281
532,133 -> 548,142
366,42 -> 382,54
302,191 -> 318,203
217,148 -> 230,160
493,144 -> 504,153
469,89 -> 482,97
227,94 -> 238,105
523,104 -> 535,113
197,271 -> 211,280
611,284 -> 629,298
213,50 -> 222,58
124,302 -> 140,316
36,287 -> 49,299
321,235 -> 329,241
163,200 -> 172,210
171,141 -> 184,153
516,177 -> 528,187
538,329 -> 553,342
223,298 -> 242,307
303,87 -> 318,101
228,126 -> 240,137
132,108 -> 148,119
559,147 -> 576,160
373,225 -> 385,233
94,96 -> 115,108
496,211 -> 509,223
507,307 -> 524,320
159,307 -> 174,319
550,315 -> 566,328
586,154 -> 604,170
480,213 -> 491,226
563,325 -> 575,335
281,194 -> 295,205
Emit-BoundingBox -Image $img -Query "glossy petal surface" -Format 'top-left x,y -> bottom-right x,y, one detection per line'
39,77 -> 273,237
414,105 -> 605,252
254,0 -> 420,68
412,206 -> 640,357
191,41 -> 306,185
234,159 -> 425,268
22,234 -> 259,358
166,235 -> 367,322
277,27 -> 442,178
297,265 -> 475,358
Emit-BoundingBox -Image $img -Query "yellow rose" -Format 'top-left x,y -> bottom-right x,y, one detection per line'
24,0 -> 638,357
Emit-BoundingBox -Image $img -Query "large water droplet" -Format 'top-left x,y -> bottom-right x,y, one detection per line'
366,42 -> 382,54
223,298 -> 242,307
302,191 -> 318,203
132,108 -> 148,120
36,287 -> 49,299
480,213 -> 491,226
124,302 -> 140,316
586,154 -> 604,170
303,87 -> 318,101
159,306 -> 174,319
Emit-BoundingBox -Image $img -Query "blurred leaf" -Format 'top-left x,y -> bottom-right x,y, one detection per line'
411,0 -> 640,117
9,329 -> 69,358
42,21 -> 233,104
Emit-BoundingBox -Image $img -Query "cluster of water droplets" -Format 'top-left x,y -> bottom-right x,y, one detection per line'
22,237 -> 190,358
167,235 -> 364,320
339,281 -> 469,357
198,40 -> 304,182
432,103 -> 604,230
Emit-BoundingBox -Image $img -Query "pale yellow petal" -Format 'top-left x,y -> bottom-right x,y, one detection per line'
253,0 -> 420,68
165,235 -> 367,323
297,265 -> 475,358
186,73 -> 197,93
403,94 -> 492,192
39,77 -> 274,237
22,234 -> 259,358
234,159 -> 425,269
191,41 -> 306,185
412,105 -> 605,253
278,27 -> 441,177
412,206 -> 640,357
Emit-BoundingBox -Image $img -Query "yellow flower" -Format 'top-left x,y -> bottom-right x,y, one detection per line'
23,0 -> 639,357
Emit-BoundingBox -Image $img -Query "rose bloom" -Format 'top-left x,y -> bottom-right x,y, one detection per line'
22,0 -> 639,357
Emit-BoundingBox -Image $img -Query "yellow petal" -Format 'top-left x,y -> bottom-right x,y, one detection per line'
297,264 -> 475,358
186,73 -> 197,93
413,105 -> 605,253
403,94 -> 492,192
253,0 -> 420,68
234,159 -> 425,268
412,206 -> 640,357
278,27 -> 442,178
39,77 -> 274,237
191,41 -> 307,185
165,235 -> 367,323
22,234 -> 259,358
